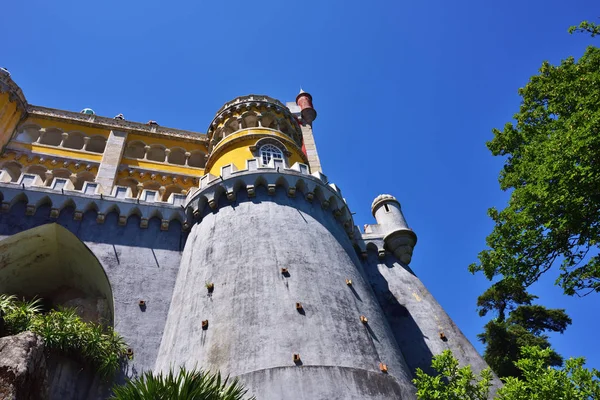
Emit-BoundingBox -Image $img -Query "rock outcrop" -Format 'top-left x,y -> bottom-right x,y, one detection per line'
0,332 -> 49,400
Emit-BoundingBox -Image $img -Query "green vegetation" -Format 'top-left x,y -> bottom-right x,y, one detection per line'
476,279 -> 571,378
413,347 -> 600,400
110,367 -> 255,400
467,21 -> 600,378
0,294 -> 127,378
413,349 -> 493,400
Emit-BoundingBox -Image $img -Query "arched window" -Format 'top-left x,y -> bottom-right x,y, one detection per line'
259,144 -> 283,165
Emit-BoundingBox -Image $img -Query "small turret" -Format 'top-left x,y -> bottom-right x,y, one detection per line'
371,194 -> 417,264
296,89 -> 317,124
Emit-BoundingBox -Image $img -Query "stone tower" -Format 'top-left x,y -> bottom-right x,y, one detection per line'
0,71 -> 495,399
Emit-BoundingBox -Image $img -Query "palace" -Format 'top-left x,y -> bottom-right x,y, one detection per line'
0,68 -> 494,399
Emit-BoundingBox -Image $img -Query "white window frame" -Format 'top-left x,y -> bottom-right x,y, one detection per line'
259,144 -> 284,166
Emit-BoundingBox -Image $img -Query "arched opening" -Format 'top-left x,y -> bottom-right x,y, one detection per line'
2,161 -> 23,182
241,112 -> 259,129
0,224 -> 114,325
86,136 -> 107,153
147,145 -> 166,162
188,150 -> 206,168
167,148 -> 186,165
260,113 -> 278,130
73,171 -> 95,191
116,177 -> 140,197
222,118 -> 239,138
25,165 -> 48,183
124,141 -> 146,159
63,132 -> 85,150
39,128 -> 63,146
162,184 -> 184,202
279,119 -> 293,137
15,125 -> 41,143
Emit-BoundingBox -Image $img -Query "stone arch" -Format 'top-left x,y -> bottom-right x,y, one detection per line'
162,184 -> 184,202
116,177 -> 140,197
125,140 -> 146,159
188,150 -> 206,168
167,147 -> 186,166
147,144 -> 166,162
25,165 -> 48,183
86,135 -> 107,153
15,124 -> 41,143
259,113 -> 279,130
241,111 -> 259,129
63,132 -> 85,150
0,223 -> 114,325
1,161 -> 23,182
222,117 -> 239,138
40,128 -> 63,146
143,180 -> 161,191
74,171 -> 95,191
279,119 -> 293,138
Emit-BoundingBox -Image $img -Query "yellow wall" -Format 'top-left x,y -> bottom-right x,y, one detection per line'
127,133 -> 208,153
0,151 -> 99,176
0,93 -> 21,148
26,117 -> 110,138
208,129 -> 306,175
122,158 -> 204,176
9,142 -> 103,163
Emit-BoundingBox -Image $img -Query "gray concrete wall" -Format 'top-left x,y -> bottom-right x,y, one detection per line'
0,201 -> 186,382
362,249 -> 500,389
156,184 -> 416,399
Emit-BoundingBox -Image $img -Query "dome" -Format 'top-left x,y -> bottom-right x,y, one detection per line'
80,108 -> 95,115
371,194 -> 400,216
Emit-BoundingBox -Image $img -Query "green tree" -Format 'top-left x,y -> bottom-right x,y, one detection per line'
569,20 -> 600,37
413,350 -> 494,400
469,25 -> 600,296
413,347 -> 600,400
497,347 -> 600,400
475,280 -> 571,378
110,367 -> 255,400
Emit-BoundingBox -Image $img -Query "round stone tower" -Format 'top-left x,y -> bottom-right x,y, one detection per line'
155,96 -> 416,399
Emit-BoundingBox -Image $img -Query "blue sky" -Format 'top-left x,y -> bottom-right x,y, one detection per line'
4,0 -> 599,370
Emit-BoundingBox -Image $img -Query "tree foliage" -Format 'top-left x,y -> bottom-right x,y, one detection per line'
569,20 -> 600,37
110,367 -> 255,400
475,280 -> 571,378
0,294 -> 127,378
413,350 -> 493,400
414,347 -> 600,400
469,27 -> 600,296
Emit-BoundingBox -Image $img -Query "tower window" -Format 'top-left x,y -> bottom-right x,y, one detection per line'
259,144 -> 283,165
384,204 -> 390,213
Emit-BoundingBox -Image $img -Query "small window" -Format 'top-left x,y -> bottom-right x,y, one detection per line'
83,183 -> 98,195
143,190 -> 156,202
21,174 -> 37,187
115,187 -> 128,199
172,194 -> 186,206
259,144 -> 283,165
53,178 -> 68,191
384,204 -> 390,213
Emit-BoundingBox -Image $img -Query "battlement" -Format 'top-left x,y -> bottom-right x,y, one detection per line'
186,157 -> 355,239
0,171 -> 185,230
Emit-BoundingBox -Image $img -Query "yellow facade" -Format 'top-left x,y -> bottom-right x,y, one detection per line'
26,117 -> 110,138
1,73 -> 309,200
207,129 -> 306,175
0,92 -> 22,148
